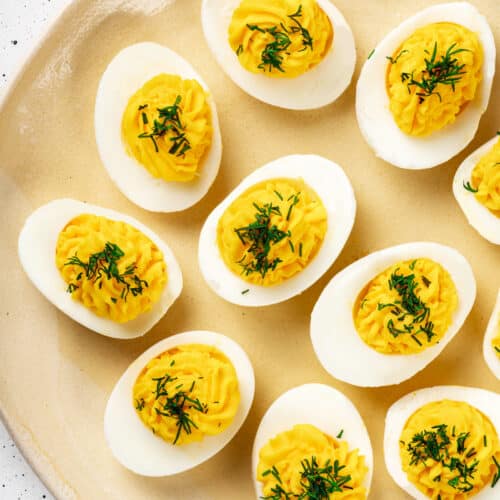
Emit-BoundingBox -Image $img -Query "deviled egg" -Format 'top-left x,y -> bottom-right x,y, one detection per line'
483,288 -> 500,380
356,2 -> 495,169
18,199 -> 182,339
385,386 -> 500,499
198,154 -> 356,306
252,384 -> 373,498
453,133 -> 500,244
311,242 -> 476,387
105,330 -> 255,476
95,42 -> 222,212
201,0 -> 356,109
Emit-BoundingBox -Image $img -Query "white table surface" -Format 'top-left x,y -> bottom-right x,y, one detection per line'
1,2 -> 71,498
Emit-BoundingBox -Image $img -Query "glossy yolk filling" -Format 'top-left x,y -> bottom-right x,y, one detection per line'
353,258 -> 457,355
228,0 -> 333,78
217,178 -> 327,286
132,344 -> 240,445
399,400 -> 500,499
257,424 -> 368,499
122,73 -> 212,182
469,138 -> 500,217
386,22 -> 482,136
55,214 -> 167,323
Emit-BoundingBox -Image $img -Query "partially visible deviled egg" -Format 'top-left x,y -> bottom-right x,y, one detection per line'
356,2 -> 495,169
252,384 -> 373,499
95,42 -> 222,212
18,199 -> 182,339
311,242 -> 476,387
385,386 -> 500,499
105,330 -> 255,476
453,133 -> 500,245
198,154 -> 356,306
201,0 -> 356,109
483,289 -> 500,380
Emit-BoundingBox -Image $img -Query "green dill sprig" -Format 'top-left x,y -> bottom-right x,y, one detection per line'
243,4 -> 313,73
492,456 -> 500,487
151,374 -> 208,445
386,49 -> 408,64
376,268 -> 435,344
406,424 -> 488,493
261,456 -> 352,500
64,242 -> 148,302
234,193 -> 300,279
137,96 -> 192,156
463,181 -> 479,193
398,42 -> 470,103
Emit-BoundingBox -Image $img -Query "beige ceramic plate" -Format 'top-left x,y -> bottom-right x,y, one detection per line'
0,0 -> 499,498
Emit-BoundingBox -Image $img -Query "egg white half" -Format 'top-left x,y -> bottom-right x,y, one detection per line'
17,199 -> 183,339
201,0 -> 356,110
483,289 -> 500,381
356,2 -> 495,169
310,242 -> 476,387
198,154 -> 356,306
384,385 -> 500,500
453,135 -> 500,245
104,330 -> 255,476
252,383 -> 373,498
95,42 -> 223,212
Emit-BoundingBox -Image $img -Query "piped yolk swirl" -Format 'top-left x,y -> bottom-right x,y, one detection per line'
217,178 -> 327,286
386,22 -> 482,136
133,344 -> 240,445
122,73 -> 212,182
229,0 -> 333,78
55,214 -> 167,323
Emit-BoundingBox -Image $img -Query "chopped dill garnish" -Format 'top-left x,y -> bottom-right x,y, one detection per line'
241,289 -> 250,295
274,190 -> 283,201
367,48 -> 375,59
64,242 -> 148,302
234,202 -> 290,278
336,429 -> 344,439
261,457 -> 352,500
409,260 -> 417,270
299,242 -> 303,257
245,4 -> 313,73
399,42 -> 470,103
138,95 -> 191,156
236,44 -> 243,56
422,276 -> 431,287
495,346 -> 500,354
135,398 -> 145,411
492,456 -> 500,487
463,181 -> 478,193
377,268 -> 435,343
286,193 -> 300,221
288,240 -> 295,253
406,424 -> 484,493
151,373 -> 208,445
386,49 -> 408,64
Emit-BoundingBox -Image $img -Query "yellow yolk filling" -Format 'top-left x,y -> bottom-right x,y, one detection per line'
257,424 -> 368,499
132,344 -> 240,445
353,258 -> 458,355
55,214 -> 167,323
121,73 -> 212,182
217,178 -> 327,286
228,0 -> 333,78
470,138 -> 500,217
386,22 -> 483,136
400,400 -> 500,499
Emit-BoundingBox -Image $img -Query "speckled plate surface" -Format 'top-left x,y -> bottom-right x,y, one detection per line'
0,0 -> 498,498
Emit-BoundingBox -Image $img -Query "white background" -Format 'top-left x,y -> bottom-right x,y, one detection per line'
1,2 -> 70,498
